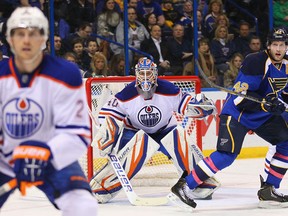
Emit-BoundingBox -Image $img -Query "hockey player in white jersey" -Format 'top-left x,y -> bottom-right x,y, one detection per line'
90,57 -> 220,207
0,7 -> 98,215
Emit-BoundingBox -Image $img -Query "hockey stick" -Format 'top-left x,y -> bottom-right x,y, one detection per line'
195,60 -> 268,105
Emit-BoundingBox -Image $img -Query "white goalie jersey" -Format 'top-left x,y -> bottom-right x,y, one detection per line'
98,79 -> 192,134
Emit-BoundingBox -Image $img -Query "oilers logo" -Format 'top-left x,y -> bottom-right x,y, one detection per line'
138,105 -> 161,127
3,98 -> 44,139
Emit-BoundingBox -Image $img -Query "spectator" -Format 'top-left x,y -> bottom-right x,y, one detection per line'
180,9 -> 205,42
111,6 -> 149,65
167,24 -> 193,75
183,37 -> 217,88
198,37 -> 217,88
83,52 -> 110,78
86,38 -> 99,61
62,21 -> 92,52
224,52 -> 243,88
109,54 -> 125,76
66,0 -> 95,32
207,13 -> 237,41
248,35 -> 262,55
233,21 -> 252,58
72,37 -> 91,72
45,34 -> 65,57
95,0 -> 121,14
203,0 -> 224,36
140,24 -> 171,75
63,51 -> 77,63
143,12 -> 158,33
161,0 -> 183,36
178,0 -> 193,40
210,25 -> 236,86
49,0 -> 70,39
95,0 -> 121,38
128,0 -> 138,8
63,51 -> 85,76
136,0 -> 165,26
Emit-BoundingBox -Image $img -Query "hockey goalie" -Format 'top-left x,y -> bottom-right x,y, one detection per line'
90,57 -> 220,207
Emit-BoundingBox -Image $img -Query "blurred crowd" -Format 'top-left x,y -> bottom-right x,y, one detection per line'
0,0 -> 281,88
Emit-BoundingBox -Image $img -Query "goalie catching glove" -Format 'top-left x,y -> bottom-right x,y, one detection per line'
185,94 -> 217,119
12,140 -> 53,195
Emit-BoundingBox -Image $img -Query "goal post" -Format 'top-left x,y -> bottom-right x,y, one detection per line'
84,75 -> 202,181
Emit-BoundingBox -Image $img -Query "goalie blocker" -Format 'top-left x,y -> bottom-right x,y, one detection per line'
90,117 -> 220,204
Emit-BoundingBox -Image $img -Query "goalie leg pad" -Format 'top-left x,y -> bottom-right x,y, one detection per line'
92,116 -> 124,156
90,130 -> 160,203
161,126 -> 220,199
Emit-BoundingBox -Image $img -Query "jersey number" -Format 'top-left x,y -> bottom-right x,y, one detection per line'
233,81 -> 249,93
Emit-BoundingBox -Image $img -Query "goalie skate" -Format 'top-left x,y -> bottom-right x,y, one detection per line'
258,175 -> 288,208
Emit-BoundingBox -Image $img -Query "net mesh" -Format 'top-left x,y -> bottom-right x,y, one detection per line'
82,76 -> 201,186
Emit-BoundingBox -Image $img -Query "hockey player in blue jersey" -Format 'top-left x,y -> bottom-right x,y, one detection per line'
0,7 -> 98,215
172,28 -> 288,209
90,57 -> 219,206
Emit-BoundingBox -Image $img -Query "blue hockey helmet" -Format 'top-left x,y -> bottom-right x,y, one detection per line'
135,57 -> 158,92
267,28 -> 288,45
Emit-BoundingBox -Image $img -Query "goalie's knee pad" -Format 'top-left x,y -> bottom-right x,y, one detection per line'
90,130 -> 160,203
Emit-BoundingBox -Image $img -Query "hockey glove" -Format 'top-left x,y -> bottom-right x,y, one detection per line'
262,95 -> 285,115
185,94 -> 217,119
12,141 -> 53,195
93,116 -> 123,157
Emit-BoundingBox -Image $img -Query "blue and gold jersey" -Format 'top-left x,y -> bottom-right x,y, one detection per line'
221,51 -> 288,129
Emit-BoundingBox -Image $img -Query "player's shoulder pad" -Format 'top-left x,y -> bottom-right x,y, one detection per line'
155,78 -> 180,95
40,55 -> 82,87
115,81 -> 139,101
240,51 -> 267,76
0,58 -> 11,77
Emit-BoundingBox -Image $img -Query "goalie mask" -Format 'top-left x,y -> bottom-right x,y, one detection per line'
135,58 -> 158,99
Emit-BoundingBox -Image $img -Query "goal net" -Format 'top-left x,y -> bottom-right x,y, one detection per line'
81,76 -> 202,186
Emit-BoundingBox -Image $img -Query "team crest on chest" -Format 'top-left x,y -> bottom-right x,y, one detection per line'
138,105 -> 162,127
3,98 -> 44,138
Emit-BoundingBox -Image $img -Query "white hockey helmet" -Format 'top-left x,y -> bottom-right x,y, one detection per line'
6,7 -> 49,44
135,57 -> 158,92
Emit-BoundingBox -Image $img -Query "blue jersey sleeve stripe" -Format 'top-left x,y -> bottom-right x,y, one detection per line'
100,108 -> 126,118
55,125 -> 90,130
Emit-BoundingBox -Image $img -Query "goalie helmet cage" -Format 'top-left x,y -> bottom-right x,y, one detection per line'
84,76 -> 202,181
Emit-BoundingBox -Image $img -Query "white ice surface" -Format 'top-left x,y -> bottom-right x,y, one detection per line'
2,158 -> 288,216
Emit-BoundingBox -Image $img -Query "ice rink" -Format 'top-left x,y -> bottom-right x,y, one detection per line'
2,158 -> 288,216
